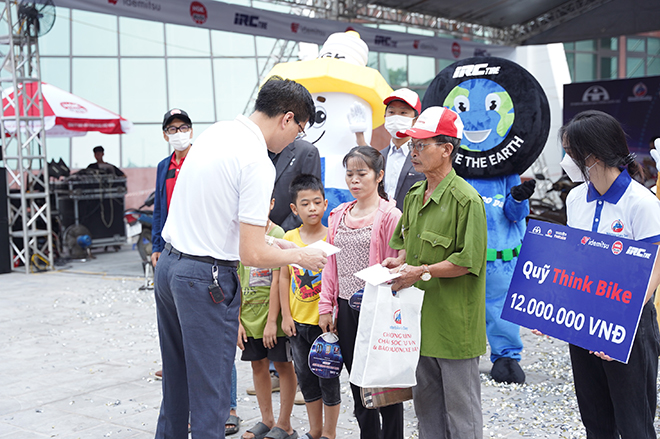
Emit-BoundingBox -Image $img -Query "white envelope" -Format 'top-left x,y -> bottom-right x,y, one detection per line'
354,263 -> 401,286
291,240 -> 340,270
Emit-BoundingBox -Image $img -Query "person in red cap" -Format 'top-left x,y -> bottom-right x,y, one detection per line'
380,88 -> 426,209
383,106 -> 488,439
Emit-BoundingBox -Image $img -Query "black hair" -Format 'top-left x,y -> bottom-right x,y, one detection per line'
289,174 -> 325,204
255,76 -> 315,127
93,146 -> 104,153
342,146 -> 388,200
430,134 -> 461,160
385,100 -> 419,117
559,110 -> 641,179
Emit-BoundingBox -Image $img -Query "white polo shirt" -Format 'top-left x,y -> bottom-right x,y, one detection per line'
566,169 -> 660,243
384,141 -> 410,201
162,115 -> 275,260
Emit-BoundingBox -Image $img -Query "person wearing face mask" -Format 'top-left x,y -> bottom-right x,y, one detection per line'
151,108 -> 194,268
379,88 -> 425,209
557,110 -> 660,439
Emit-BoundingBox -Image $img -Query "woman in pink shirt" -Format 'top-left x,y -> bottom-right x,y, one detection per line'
319,146 -> 404,439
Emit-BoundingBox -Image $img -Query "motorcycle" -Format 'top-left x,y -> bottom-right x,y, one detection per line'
527,174 -> 579,226
124,192 -> 155,288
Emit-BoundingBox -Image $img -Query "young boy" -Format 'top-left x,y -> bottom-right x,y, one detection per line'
238,198 -> 298,439
280,174 -> 340,439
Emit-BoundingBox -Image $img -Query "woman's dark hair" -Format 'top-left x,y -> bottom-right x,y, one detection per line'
559,110 -> 641,179
255,76 -> 315,127
342,146 -> 388,200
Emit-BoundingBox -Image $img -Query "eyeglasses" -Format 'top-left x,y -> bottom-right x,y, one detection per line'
294,118 -> 306,140
410,141 -> 445,152
164,124 -> 191,135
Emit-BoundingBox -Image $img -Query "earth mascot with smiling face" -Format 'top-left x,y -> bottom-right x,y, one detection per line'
423,57 -> 550,384
267,31 -> 392,223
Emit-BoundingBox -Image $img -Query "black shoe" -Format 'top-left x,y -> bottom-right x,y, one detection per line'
490,357 -> 525,384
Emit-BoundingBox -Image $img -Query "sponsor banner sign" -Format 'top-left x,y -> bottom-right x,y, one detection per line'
501,219 -> 658,363
564,76 -> 660,156
54,0 -> 514,59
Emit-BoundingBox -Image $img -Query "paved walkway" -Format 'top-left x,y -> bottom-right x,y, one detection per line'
1,245 -> 658,438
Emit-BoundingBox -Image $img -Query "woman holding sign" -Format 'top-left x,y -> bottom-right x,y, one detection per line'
560,110 -> 660,439
318,146 -> 404,439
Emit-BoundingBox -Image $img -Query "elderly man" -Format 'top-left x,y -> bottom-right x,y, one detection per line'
383,106 -> 488,439
154,76 -> 327,439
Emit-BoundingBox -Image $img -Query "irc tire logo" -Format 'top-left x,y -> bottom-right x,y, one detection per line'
612,241 -> 623,255
190,1 -> 207,25
393,309 -> 402,325
423,56 -> 550,178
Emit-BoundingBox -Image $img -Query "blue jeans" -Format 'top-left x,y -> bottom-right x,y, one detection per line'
570,300 -> 660,439
155,249 -> 240,439
485,259 -> 523,362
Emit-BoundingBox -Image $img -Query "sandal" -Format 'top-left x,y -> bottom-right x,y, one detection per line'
242,421 -> 271,439
265,426 -> 299,439
226,414 -> 241,436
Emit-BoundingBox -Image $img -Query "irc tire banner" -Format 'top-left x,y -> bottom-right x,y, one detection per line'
422,56 -> 550,178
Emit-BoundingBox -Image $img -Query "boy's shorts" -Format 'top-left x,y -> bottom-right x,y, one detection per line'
240,336 -> 293,363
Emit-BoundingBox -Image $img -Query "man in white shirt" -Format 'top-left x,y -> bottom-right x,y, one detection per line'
380,88 -> 425,208
154,76 -> 326,439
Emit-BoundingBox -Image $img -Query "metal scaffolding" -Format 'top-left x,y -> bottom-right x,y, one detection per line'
0,0 -> 53,273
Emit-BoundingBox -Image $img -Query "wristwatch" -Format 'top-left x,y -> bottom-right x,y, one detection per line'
420,264 -> 432,281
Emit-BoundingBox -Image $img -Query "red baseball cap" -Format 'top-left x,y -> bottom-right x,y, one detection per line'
383,88 -> 421,114
402,106 -> 463,139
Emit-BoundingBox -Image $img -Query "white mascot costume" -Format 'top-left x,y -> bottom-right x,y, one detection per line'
268,31 -> 392,223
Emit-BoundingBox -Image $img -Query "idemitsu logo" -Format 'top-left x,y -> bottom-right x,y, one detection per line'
393,309 -> 402,325
291,22 -> 299,33
581,236 -> 590,245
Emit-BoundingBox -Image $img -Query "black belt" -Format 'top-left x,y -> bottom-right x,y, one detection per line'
165,243 -> 238,268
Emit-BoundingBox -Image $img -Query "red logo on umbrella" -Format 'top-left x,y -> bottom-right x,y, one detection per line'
60,102 -> 87,114
190,1 -> 207,25
451,42 -> 461,58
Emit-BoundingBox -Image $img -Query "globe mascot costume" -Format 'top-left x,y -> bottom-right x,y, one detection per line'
267,31 -> 392,222
423,57 -> 550,383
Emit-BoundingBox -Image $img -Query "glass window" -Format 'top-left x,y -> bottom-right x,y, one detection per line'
437,58 -> 455,72
648,38 -> 660,56
119,17 -> 164,56
256,36 -> 278,57
71,132 -> 120,170
216,0 -> 250,5
600,37 -> 617,51
647,57 -> 660,76
626,57 -> 645,77
167,58 -> 215,123
41,58 -> 70,92
120,59 -> 167,123
575,40 -> 595,51
211,30 -> 255,57
121,124 -> 168,168
40,7 -> 70,56
380,53 -> 407,87
72,58 -> 119,113
627,37 -> 645,53
213,58 -> 258,121
407,27 -> 435,36
367,51 -> 379,70
165,24 -> 210,57
379,24 -> 407,33
600,56 -> 618,79
563,42 -> 575,51
565,52 -> 575,81
575,53 -> 596,82
45,137 -> 70,165
72,10 -> 117,56
408,56 -> 435,88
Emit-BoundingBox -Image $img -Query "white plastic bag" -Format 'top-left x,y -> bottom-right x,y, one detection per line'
349,283 -> 425,388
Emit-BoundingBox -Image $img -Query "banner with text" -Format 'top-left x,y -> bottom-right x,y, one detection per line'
54,0 -> 514,60
501,219 -> 658,363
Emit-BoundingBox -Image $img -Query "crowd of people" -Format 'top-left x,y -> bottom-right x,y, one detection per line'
147,76 -> 660,439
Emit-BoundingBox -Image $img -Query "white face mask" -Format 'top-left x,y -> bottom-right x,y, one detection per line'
384,115 -> 414,139
169,131 -> 192,151
560,153 -> 595,182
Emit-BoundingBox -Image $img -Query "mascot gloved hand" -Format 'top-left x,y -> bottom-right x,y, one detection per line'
423,57 -> 550,384
511,179 -> 536,201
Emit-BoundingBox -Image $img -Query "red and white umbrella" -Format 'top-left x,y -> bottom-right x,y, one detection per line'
1,81 -> 133,137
